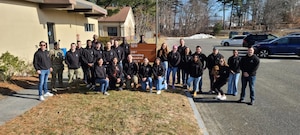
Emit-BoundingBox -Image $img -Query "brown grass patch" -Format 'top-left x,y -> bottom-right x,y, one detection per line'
0,88 -> 202,135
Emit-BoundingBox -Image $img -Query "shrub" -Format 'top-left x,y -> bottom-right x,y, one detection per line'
0,52 -> 35,82
213,23 -> 222,35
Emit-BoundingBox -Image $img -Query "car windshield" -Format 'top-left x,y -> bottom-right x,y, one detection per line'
261,38 -> 276,42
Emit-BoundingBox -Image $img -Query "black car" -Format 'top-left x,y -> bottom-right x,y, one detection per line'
229,31 -> 238,38
242,34 -> 277,47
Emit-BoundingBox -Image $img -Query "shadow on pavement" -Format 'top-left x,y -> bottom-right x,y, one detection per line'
193,97 -> 241,104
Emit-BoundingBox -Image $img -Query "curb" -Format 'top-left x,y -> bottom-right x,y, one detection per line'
184,90 -> 209,135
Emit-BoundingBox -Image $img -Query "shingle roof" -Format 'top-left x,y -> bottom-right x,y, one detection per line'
98,7 -> 131,22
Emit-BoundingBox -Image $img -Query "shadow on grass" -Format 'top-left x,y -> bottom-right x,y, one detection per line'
10,79 -> 38,89
0,88 -> 17,96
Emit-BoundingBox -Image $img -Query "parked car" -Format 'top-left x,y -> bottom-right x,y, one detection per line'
229,31 -> 239,38
221,35 -> 246,46
242,34 -> 277,47
242,31 -> 250,35
252,35 -> 300,58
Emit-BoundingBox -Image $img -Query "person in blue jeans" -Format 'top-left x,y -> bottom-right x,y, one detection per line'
227,50 -> 241,96
167,45 -> 181,89
187,55 -> 203,97
192,46 -> 207,93
33,41 -> 54,101
94,58 -> 110,95
152,57 -> 166,94
238,47 -> 260,105
157,43 -> 169,89
138,57 -> 153,92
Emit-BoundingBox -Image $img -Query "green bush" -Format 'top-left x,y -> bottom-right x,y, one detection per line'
0,51 -> 35,82
213,23 -> 222,35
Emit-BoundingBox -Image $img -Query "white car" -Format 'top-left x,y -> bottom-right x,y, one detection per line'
221,35 -> 246,46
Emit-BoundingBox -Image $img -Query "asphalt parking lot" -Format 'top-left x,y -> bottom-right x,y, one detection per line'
166,38 -> 300,135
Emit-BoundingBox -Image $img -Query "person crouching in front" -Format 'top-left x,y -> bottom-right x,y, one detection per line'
152,57 -> 166,94
94,58 -> 110,95
213,57 -> 230,100
108,57 -> 123,91
138,57 -> 153,92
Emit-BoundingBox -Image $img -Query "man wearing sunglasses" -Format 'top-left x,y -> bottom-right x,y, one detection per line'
33,41 -> 54,101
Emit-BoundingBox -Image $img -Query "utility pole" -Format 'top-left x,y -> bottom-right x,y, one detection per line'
156,0 -> 159,47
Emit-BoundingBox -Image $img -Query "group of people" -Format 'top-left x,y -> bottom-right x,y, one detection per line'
33,37 -> 259,105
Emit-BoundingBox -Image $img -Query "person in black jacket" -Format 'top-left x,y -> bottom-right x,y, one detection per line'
177,39 -> 187,84
227,50 -> 241,96
76,40 -> 84,79
206,47 -> 224,93
213,57 -> 230,100
187,55 -> 203,97
81,40 -> 95,89
113,40 -> 125,69
108,57 -> 123,90
192,46 -> 207,93
181,47 -> 193,88
94,58 -> 110,95
123,54 -> 138,90
238,47 -> 260,105
157,43 -> 169,89
33,41 -> 54,101
166,45 -> 181,89
65,43 -> 81,87
138,57 -> 153,92
152,57 -> 166,94
120,37 -> 131,63
103,42 -> 117,66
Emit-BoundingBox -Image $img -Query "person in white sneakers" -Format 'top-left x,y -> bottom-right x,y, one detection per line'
213,57 -> 230,100
33,41 -> 54,101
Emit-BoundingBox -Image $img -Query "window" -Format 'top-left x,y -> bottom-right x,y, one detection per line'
108,27 -> 118,36
233,36 -> 245,39
276,37 -> 289,44
289,37 -> 300,44
84,24 -> 94,32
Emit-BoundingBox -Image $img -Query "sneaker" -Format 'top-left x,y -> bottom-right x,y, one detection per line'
86,84 -> 92,88
150,89 -> 153,93
103,92 -> 110,95
215,94 -> 222,99
238,99 -> 245,103
193,91 -> 197,97
51,88 -> 57,92
44,92 -> 53,97
39,96 -> 45,101
89,85 -> 95,90
249,100 -> 255,105
219,95 -> 227,100
156,90 -> 161,94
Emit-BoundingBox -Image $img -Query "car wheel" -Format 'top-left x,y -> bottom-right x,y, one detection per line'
259,49 -> 269,58
224,42 -> 229,46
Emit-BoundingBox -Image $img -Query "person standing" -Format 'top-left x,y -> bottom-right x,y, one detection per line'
103,42 -> 117,66
181,47 -> 193,88
157,43 -> 169,89
167,45 -> 181,89
33,41 -> 54,101
76,40 -> 84,80
152,57 -> 165,94
206,47 -> 224,93
238,47 -> 260,105
81,40 -> 95,89
65,43 -> 81,88
94,58 -> 110,95
120,37 -> 131,62
138,57 -> 153,92
92,34 -> 98,48
187,55 -> 203,97
227,50 -> 241,96
192,46 -> 206,93
123,54 -> 139,90
177,39 -> 187,84
49,42 -> 64,92
213,57 -> 230,100
113,40 -> 125,69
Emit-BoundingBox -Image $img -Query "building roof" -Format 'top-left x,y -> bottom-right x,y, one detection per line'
98,7 -> 131,22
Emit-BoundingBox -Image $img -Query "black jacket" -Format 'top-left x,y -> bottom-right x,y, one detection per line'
108,63 -> 123,79
65,50 -> 80,69
152,63 -> 165,79
120,43 -> 131,57
123,61 -> 138,77
228,55 -> 241,73
177,45 -> 187,55
188,60 -> 203,78
139,63 -> 152,78
217,65 -> 230,80
167,51 -> 181,67
33,49 -> 51,70
181,54 -> 193,71
81,47 -> 94,65
240,54 -> 260,76
93,49 -> 103,62
103,49 -> 117,65
76,47 -> 84,66
192,52 -> 207,68
94,64 -> 107,79
157,49 -> 168,62
206,53 -> 224,70
113,46 -> 125,62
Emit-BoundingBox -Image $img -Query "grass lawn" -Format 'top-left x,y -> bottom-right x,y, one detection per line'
0,87 -> 202,135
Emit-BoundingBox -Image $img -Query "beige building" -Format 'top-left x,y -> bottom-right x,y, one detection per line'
0,0 -> 107,62
98,7 -> 135,40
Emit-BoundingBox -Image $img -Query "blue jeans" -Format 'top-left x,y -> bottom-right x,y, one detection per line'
154,77 -> 165,90
141,77 -> 153,91
240,75 -> 256,101
198,77 -> 203,91
187,76 -> 201,92
162,61 -> 168,89
182,69 -> 189,85
227,73 -> 240,95
167,67 -> 178,86
95,78 -> 109,93
38,69 -> 50,96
